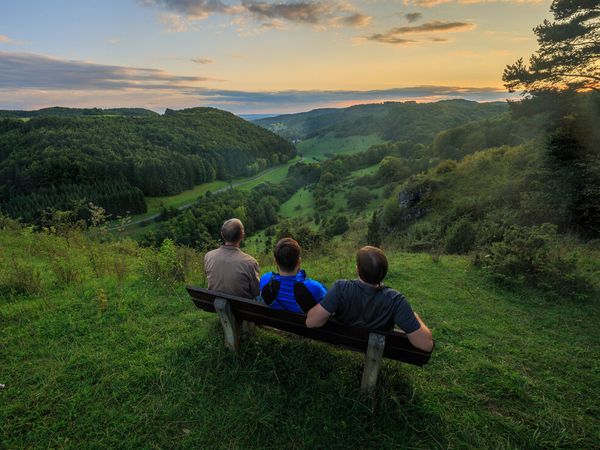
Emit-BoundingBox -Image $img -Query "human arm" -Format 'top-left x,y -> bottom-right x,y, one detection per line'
393,296 -> 434,352
305,304 -> 331,328
249,260 -> 260,298
305,281 -> 338,328
406,313 -> 434,353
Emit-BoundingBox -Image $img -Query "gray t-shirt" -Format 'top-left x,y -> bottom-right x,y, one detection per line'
319,279 -> 421,333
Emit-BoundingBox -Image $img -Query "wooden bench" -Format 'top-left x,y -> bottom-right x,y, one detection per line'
186,286 -> 434,392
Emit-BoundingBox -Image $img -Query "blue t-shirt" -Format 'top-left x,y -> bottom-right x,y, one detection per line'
259,270 -> 327,313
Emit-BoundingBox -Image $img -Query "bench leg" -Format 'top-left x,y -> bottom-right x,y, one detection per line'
361,333 -> 386,393
214,297 -> 241,352
241,320 -> 256,335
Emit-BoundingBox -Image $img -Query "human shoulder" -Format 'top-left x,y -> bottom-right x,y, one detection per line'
380,286 -> 407,302
259,271 -> 275,285
204,247 -> 219,261
239,249 -> 259,265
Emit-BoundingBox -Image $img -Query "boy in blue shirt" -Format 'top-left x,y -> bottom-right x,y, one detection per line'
260,238 -> 327,314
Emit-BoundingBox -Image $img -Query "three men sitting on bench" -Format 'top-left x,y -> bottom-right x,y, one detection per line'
205,219 -> 433,352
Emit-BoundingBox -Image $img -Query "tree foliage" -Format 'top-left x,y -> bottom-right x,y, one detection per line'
503,0 -> 600,94
0,107 -> 294,222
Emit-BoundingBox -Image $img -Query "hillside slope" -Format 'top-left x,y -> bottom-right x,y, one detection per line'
0,107 -> 159,118
0,226 -> 598,448
0,107 -> 294,222
255,99 -> 507,143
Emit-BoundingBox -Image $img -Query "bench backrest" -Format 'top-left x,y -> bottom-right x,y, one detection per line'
186,286 -> 432,366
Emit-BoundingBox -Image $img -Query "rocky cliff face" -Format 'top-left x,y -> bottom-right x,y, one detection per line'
396,181 -> 436,222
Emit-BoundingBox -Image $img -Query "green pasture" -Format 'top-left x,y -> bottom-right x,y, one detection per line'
1,229 -> 598,449
297,133 -> 384,160
117,157 -> 302,235
278,162 -> 384,222
279,187 -> 315,219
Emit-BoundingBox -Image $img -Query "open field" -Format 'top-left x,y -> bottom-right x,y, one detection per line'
297,133 -> 384,160
1,229 -> 598,449
278,162 -> 384,221
114,157 -> 303,235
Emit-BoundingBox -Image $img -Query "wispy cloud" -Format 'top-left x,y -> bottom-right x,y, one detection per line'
0,51 -> 217,91
142,0 -> 372,31
406,0 -> 543,6
405,12 -> 422,23
366,20 -> 475,45
191,86 -> 512,112
0,34 -> 22,45
142,0 -> 231,19
158,12 -> 190,32
191,57 -> 214,64
0,51 -> 513,113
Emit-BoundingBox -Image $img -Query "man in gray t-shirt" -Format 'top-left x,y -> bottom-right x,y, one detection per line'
204,218 -> 260,299
306,246 -> 433,352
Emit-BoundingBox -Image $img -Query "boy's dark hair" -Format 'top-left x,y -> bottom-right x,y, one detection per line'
274,238 -> 301,272
356,246 -> 388,285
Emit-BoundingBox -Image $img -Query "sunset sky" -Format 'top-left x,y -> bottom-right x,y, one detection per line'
0,0 -> 552,114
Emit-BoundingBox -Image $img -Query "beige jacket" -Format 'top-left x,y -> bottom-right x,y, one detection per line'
204,245 -> 260,299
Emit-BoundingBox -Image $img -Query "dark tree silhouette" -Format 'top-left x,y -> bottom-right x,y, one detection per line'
503,0 -> 600,94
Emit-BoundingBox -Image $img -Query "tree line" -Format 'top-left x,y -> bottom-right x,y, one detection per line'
0,107 -> 294,222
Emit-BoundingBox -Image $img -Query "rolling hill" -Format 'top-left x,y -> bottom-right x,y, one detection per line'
0,107 -> 294,223
255,99 -> 508,143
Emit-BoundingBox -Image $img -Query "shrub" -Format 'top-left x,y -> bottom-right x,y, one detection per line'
324,215 -> 349,237
444,218 -> 477,254
346,187 -> 373,210
435,159 -> 457,175
0,213 -> 22,231
479,223 -> 590,296
52,257 -> 81,285
404,221 -> 441,252
145,238 -> 185,285
0,261 -> 44,296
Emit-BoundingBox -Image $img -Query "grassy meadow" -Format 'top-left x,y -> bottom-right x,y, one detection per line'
297,134 -> 385,160
1,227 -> 599,449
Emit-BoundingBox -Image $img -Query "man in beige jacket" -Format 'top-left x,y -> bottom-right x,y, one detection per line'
204,218 -> 260,299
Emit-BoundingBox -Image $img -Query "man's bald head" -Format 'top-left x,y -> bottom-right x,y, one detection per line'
221,218 -> 244,244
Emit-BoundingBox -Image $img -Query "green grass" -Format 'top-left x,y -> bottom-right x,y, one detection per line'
145,180 -> 230,214
278,163 -> 384,222
279,187 -> 315,218
116,157 -> 302,235
1,228 -> 599,449
297,133 -> 384,160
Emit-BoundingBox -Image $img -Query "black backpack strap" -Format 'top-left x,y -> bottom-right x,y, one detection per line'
293,282 -> 318,313
261,275 -> 281,306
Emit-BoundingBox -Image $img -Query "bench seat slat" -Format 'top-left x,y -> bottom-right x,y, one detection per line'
187,286 -> 432,366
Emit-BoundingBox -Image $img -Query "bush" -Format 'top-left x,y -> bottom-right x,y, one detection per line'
444,218 -> 477,254
405,221 -> 441,252
52,257 -> 81,285
346,187 -> 373,210
145,238 -> 185,285
479,223 -> 590,296
324,215 -> 349,237
435,159 -> 457,175
0,261 -> 44,296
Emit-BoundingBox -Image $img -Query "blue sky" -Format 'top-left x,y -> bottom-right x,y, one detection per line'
0,0 -> 552,113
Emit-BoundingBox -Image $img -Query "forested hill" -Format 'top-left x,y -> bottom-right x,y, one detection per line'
0,107 -> 159,118
255,99 -> 507,142
0,107 -> 294,223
